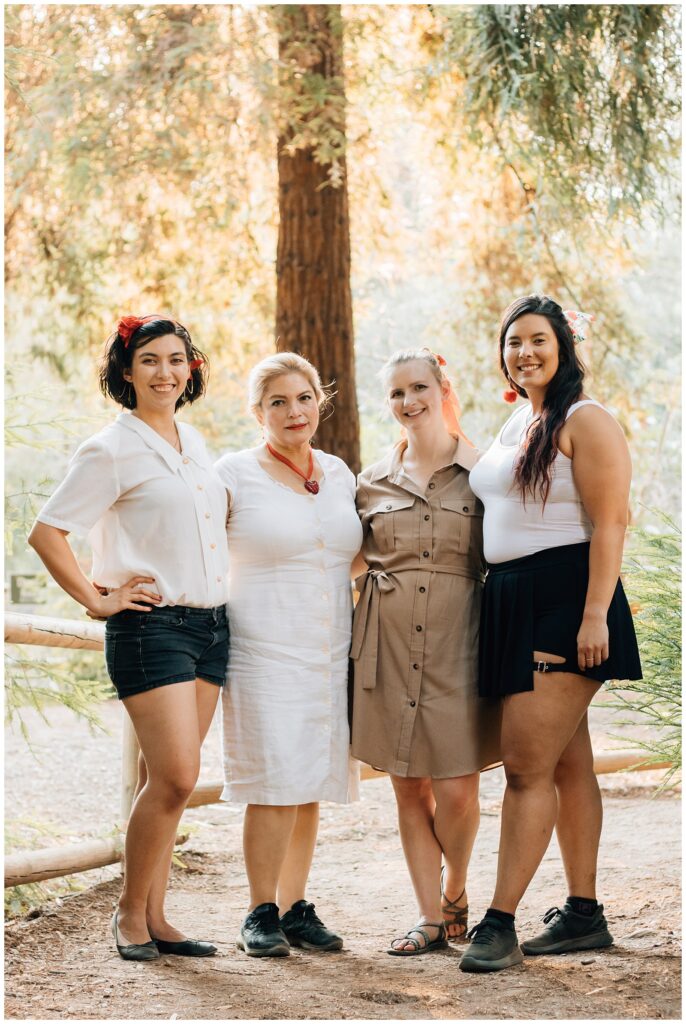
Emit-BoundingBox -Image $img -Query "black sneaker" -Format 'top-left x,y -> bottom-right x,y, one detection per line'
459,915 -> 524,973
521,902 -> 613,956
279,900 -> 343,951
237,903 -> 290,957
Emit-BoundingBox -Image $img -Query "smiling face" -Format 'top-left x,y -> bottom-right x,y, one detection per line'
503,313 -> 561,395
123,334 -> 190,413
386,359 -> 449,431
256,371 -> 320,448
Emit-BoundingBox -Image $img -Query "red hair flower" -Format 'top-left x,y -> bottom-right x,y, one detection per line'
188,358 -> 204,372
116,316 -> 148,347
503,388 -> 518,403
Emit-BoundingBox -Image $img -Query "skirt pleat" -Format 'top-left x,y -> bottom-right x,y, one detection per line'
478,542 -> 642,698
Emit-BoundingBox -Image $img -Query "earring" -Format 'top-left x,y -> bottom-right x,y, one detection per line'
186,374 -> 194,396
118,381 -> 134,403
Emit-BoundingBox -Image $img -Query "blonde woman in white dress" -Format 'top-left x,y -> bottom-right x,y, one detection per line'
215,352 -> 361,958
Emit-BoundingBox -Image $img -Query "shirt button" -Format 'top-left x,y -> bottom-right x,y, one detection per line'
424,514 -> 430,521
216,576 -> 222,583
428,482 -> 435,489
416,625 -> 422,632
409,700 -> 416,708
205,512 -> 211,519
463,505 -> 469,512
183,458 -> 190,464
423,551 -> 429,558
419,586 -> 426,593
197,484 -> 204,491
210,543 -> 216,550
385,504 -> 392,510
413,663 -> 419,670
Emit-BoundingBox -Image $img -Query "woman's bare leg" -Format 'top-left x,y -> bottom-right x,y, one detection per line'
277,803 -> 319,912
490,666 -> 601,914
243,805 -> 298,910
116,681 -> 208,944
143,680 -> 220,940
432,773 -> 480,937
389,776 -> 442,949
554,713 -> 602,899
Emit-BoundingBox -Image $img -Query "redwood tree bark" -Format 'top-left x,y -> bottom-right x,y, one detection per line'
275,5 -> 360,474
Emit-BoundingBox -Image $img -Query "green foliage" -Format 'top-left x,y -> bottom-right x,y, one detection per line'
5,647 -> 112,739
611,513 -> 682,786
432,5 -> 681,222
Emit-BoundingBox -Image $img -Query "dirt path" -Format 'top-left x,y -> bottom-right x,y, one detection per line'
5,701 -> 682,1020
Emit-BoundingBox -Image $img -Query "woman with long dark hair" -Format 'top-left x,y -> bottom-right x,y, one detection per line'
461,295 -> 641,973
29,315 -> 229,961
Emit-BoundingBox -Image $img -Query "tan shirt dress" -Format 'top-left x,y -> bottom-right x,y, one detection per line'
350,439 -> 501,778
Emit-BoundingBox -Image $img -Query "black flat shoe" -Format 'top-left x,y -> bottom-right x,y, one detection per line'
111,911 -> 160,962
153,937 -> 217,957
237,902 -> 290,957
280,900 -> 343,951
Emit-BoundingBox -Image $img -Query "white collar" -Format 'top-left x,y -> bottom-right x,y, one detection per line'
117,412 -> 204,470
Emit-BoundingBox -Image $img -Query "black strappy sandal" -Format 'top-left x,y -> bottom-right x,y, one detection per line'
387,920 -> 448,957
441,866 -> 469,941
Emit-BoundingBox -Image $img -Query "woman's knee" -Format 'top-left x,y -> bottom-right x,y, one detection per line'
434,776 -> 479,817
503,753 -> 554,791
149,762 -> 200,807
554,744 -> 595,786
392,775 -> 433,809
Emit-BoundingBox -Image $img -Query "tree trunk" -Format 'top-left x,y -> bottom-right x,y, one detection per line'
275,5 -> 360,474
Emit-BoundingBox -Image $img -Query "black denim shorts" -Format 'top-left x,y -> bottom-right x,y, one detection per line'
104,605 -> 229,701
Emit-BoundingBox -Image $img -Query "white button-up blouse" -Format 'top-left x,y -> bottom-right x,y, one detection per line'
36,412 -> 229,608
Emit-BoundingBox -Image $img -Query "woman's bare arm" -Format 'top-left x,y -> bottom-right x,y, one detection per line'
567,407 -> 632,671
28,521 -> 161,617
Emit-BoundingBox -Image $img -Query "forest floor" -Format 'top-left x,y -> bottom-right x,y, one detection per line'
4,696 -> 681,1022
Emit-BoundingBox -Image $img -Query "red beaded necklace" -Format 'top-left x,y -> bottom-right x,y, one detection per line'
266,442 -> 320,494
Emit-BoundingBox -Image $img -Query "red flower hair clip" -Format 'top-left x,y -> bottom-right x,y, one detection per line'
116,314 -> 178,348
188,358 -> 204,372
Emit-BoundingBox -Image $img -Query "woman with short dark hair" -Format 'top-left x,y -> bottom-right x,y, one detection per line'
461,295 -> 642,973
29,314 -> 229,962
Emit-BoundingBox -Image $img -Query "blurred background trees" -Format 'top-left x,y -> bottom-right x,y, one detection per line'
5,4 -> 680,478
5,3 -> 681,721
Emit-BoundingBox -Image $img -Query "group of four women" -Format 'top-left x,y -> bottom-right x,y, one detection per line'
29,294 -> 641,974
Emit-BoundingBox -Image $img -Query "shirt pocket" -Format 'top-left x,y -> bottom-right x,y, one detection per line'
365,496 -> 416,555
438,497 -> 483,557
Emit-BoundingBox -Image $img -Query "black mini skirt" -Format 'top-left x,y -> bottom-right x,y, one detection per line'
478,541 -> 642,699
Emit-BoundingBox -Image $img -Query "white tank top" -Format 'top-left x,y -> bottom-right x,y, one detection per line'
469,400 -> 604,564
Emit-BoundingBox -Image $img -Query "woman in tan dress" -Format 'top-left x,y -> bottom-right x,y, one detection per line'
351,349 -> 501,955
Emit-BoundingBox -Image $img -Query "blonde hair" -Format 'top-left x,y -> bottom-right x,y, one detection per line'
379,347 -> 473,446
379,348 -> 445,390
247,351 -> 332,417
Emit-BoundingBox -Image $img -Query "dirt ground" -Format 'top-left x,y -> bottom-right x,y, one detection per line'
4,698 -> 682,1021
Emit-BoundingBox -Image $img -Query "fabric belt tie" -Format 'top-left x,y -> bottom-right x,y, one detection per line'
351,570 -> 396,690
351,563 -> 483,691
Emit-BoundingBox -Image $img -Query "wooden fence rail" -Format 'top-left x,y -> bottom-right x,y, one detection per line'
4,613 -> 670,889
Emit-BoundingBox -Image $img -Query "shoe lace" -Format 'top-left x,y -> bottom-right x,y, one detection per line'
465,919 -> 502,946
300,902 -> 324,927
542,906 -> 564,925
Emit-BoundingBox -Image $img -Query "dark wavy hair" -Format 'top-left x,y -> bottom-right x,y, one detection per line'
499,294 -> 585,505
99,317 -> 208,410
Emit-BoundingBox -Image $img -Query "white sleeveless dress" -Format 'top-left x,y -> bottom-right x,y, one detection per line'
214,448 -> 362,805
